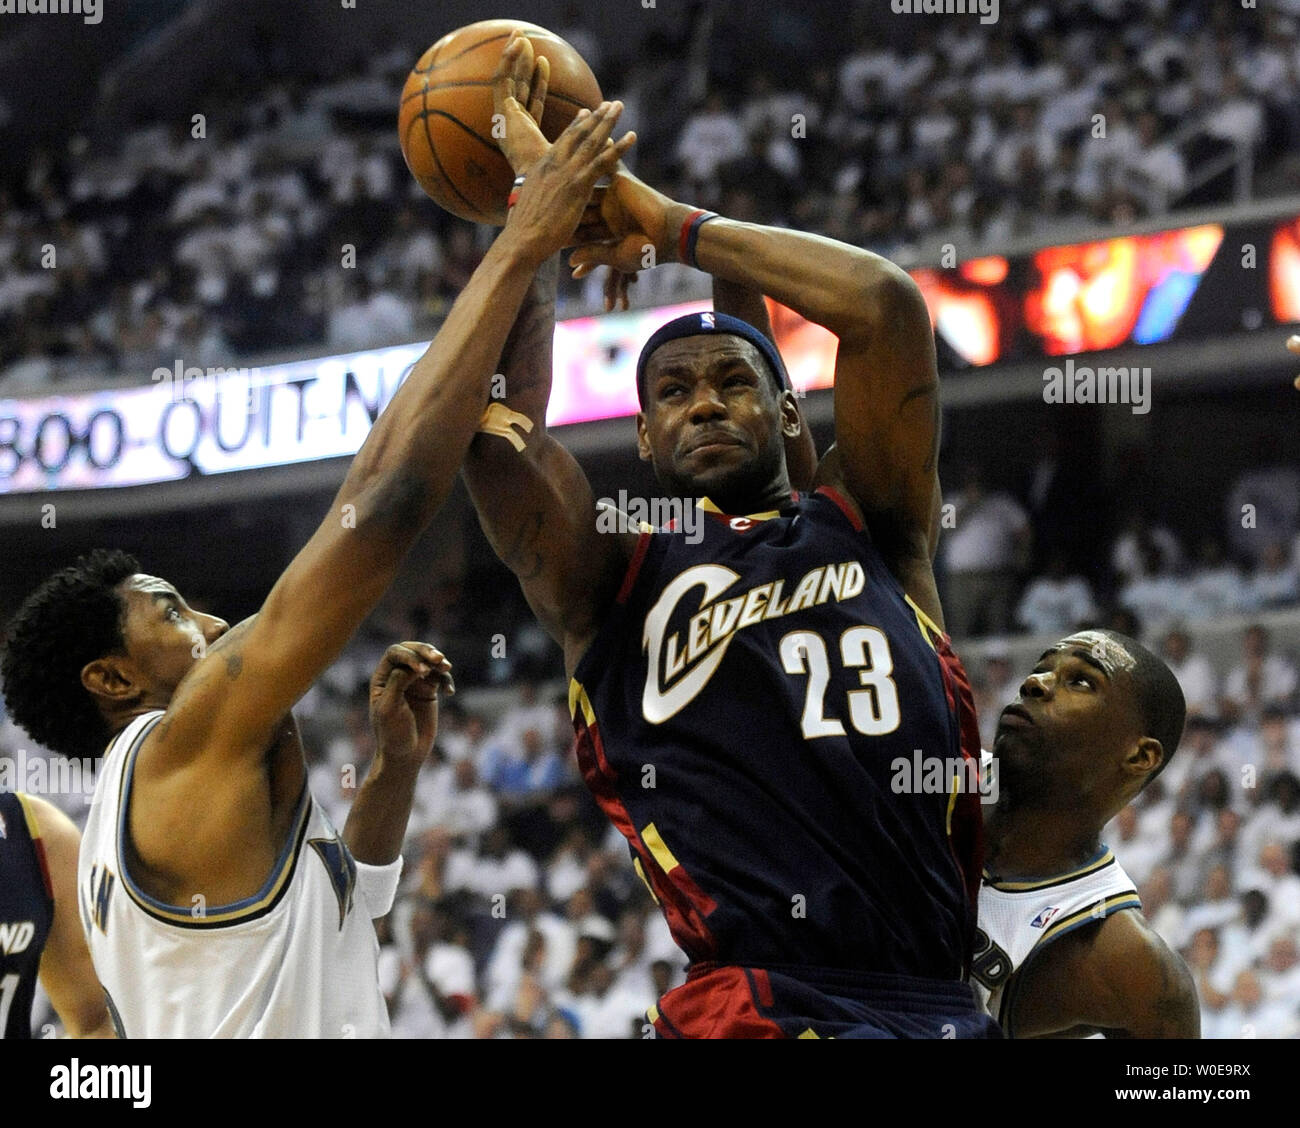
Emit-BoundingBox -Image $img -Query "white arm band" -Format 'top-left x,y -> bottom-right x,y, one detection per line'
355,855 -> 404,919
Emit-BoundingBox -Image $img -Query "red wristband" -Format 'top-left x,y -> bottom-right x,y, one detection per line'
678,209 -> 708,264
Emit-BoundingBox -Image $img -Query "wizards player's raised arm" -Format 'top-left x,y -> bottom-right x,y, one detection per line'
0,101 -> 635,1039
461,39 -> 639,675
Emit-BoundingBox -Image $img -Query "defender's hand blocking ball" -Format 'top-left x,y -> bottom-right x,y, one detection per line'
506,101 -> 636,266
398,19 -> 603,224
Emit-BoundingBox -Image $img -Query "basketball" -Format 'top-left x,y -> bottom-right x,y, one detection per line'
398,19 -> 604,225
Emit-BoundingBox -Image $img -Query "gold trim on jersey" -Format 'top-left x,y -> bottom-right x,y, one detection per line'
632,856 -> 660,904
114,714 -> 313,929
568,680 -> 597,727
982,848 -> 1117,892
698,497 -> 782,522
641,822 -> 682,875
904,595 -> 940,652
14,792 -> 42,841
1037,891 -> 1142,945
12,791 -> 54,906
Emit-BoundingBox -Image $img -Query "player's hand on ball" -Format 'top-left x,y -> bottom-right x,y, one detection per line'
568,167 -> 684,279
1289,335 -> 1300,391
508,101 -> 635,264
492,30 -> 552,175
565,185 -> 637,310
572,187 -> 613,246
369,641 -> 454,765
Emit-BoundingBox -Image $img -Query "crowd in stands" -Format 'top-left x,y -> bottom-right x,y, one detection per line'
3,1 -> 1300,387
1104,694 -> 1300,1038
939,457 -> 1300,643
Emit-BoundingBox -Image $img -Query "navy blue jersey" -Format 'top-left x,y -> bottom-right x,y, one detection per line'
571,487 -> 983,981
0,792 -> 54,1039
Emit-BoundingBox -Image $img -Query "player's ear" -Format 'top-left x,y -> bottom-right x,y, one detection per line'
82,657 -> 139,703
779,390 -> 802,438
636,411 -> 652,461
1123,736 -> 1163,783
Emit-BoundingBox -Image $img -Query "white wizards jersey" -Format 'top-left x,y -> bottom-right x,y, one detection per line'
971,845 -> 1141,1035
79,710 -> 390,1038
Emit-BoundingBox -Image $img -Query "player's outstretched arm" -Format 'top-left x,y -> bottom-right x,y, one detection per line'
152,104 -> 634,764
711,275 -> 819,492
462,32 -> 639,674
571,174 -> 942,624
24,795 -> 114,1038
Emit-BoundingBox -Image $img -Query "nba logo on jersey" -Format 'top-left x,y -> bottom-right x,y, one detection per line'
700,312 -> 715,329
1030,906 -> 1061,929
0,812 -> 6,839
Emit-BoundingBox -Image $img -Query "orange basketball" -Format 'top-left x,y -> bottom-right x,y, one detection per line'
398,19 -> 603,225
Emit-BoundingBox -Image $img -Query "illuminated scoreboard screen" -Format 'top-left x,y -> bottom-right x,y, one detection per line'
920,213 -> 1299,365
2,213 -> 1297,495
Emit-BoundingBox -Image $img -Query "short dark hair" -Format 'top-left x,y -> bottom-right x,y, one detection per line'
1096,629 -> 1186,786
1,549 -> 140,759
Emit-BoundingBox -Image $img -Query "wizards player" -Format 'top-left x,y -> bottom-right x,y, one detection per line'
975,630 -> 1199,1037
0,103 -> 632,1037
461,35 -> 991,1038
0,791 -> 113,1038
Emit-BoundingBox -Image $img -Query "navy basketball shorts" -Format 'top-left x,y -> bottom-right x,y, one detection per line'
647,963 -> 1004,1039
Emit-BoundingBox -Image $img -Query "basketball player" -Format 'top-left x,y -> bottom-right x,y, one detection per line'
0,105 -> 634,1037
975,629 -> 1199,1037
0,791 -> 113,1038
461,33 -> 991,1038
